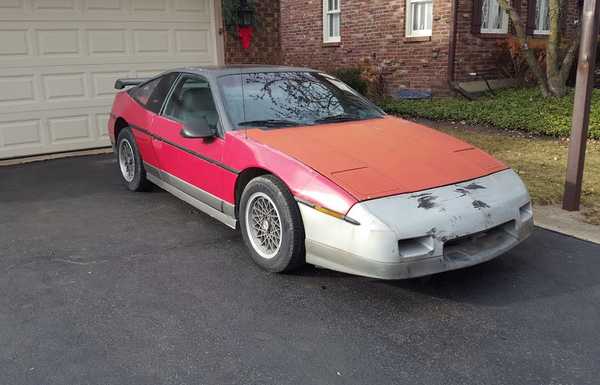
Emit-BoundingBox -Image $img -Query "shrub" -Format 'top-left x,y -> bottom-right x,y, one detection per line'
334,67 -> 369,96
380,87 -> 600,140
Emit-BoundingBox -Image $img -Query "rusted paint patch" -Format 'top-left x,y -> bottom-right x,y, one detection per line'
455,188 -> 470,197
455,182 -> 485,198
472,200 -> 490,210
464,183 -> 486,190
410,192 -> 433,198
417,194 -> 438,209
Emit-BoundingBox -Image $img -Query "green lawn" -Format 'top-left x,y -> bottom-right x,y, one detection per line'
380,87 -> 600,139
415,120 -> 600,225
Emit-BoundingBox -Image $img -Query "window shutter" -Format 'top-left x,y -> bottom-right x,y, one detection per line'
471,0 -> 483,34
526,0 -> 536,34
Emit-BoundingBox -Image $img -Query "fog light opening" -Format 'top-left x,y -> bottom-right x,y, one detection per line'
397,236 -> 435,259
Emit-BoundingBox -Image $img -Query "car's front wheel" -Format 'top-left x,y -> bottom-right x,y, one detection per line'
239,175 -> 305,273
116,127 -> 151,192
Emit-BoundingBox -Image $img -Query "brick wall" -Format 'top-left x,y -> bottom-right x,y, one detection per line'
223,0 -> 581,94
224,0 -> 281,65
452,0 -> 580,82
279,0 -> 453,94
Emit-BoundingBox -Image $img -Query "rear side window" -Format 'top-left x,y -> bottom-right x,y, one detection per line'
130,72 -> 179,114
130,78 -> 159,107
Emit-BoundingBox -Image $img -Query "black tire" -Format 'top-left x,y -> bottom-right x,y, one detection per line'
239,175 -> 306,273
116,127 -> 152,192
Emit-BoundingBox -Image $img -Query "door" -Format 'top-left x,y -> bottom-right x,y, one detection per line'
0,0 -> 221,159
127,72 -> 180,169
150,74 -> 228,211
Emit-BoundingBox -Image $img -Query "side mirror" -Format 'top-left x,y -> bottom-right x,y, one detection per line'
180,117 -> 215,139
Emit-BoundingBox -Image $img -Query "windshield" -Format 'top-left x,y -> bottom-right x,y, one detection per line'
217,71 -> 384,129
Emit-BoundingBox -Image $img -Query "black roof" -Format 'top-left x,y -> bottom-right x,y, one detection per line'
174,64 -> 320,77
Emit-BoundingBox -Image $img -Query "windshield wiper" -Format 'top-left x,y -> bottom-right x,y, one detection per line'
238,119 -> 305,128
314,114 -> 363,123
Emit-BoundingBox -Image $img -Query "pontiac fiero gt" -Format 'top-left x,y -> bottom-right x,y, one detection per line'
108,66 -> 533,279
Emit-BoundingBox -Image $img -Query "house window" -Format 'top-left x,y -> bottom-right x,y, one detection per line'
323,0 -> 341,43
481,0 -> 509,34
406,0 -> 433,37
534,0 -> 550,34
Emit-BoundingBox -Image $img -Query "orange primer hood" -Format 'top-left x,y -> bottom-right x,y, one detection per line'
246,116 -> 507,201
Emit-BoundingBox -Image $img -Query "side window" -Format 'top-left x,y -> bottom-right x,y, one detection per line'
534,0 -> 550,34
129,78 -> 160,107
480,0 -> 508,34
163,76 -> 219,130
323,0 -> 341,43
130,72 -> 179,113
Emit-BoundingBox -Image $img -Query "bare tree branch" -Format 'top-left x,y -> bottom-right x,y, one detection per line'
498,0 -> 551,96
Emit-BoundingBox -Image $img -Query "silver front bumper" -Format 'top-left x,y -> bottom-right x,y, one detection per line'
299,169 -> 533,280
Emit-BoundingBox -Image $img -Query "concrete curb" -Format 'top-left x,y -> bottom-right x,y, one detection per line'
534,204 -> 600,245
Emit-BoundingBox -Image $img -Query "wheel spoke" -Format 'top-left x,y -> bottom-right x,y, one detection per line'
245,192 -> 284,259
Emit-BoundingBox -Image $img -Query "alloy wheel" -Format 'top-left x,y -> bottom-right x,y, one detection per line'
245,192 -> 283,259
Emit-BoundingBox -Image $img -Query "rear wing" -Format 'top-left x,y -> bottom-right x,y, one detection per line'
114,78 -> 149,90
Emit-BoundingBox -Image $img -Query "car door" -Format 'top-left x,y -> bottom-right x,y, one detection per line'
150,74 -> 230,214
126,72 -> 179,169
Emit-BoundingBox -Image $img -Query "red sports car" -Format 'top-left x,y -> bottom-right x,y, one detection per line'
108,66 -> 533,279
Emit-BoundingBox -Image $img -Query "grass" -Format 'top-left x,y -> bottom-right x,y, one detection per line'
416,120 -> 600,225
380,87 -> 600,139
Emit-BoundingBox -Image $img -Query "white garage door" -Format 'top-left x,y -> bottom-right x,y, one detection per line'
0,0 -> 221,159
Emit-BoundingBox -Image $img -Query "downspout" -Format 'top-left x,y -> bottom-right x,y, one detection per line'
447,0 -> 460,92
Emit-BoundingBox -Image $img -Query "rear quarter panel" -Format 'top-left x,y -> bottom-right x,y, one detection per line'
110,91 -> 160,168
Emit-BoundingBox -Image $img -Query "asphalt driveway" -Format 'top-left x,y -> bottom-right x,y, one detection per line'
1,154 -> 599,385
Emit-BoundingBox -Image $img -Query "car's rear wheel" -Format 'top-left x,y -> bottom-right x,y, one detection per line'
240,175 -> 305,273
116,127 -> 151,192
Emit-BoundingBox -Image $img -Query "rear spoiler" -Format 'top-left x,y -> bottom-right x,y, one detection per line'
114,78 -> 149,90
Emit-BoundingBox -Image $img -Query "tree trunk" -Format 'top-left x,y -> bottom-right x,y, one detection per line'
498,0 -> 551,96
499,0 -> 579,97
546,0 -> 567,96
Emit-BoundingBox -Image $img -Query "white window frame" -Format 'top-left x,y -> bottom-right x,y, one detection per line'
480,0 -> 509,34
323,0 -> 341,43
406,0 -> 433,37
534,0 -> 550,35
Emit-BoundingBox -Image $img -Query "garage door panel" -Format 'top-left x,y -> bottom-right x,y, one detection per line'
88,29 -> 128,55
85,0 -> 123,12
0,120 -> 42,148
174,0 -> 210,14
0,0 -> 219,159
92,71 -> 131,98
95,113 -> 110,138
0,110 -> 111,158
133,29 -> 171,54
176,29 -> 210,54
42,73 -> 88,101
48,115 -> 92,144
0,76 -> 36,104
0,0 -> 23,9
37,29 -> 81,56
0,29 -> 29,56
132,0 -> 168,13
33,0 -> 78,11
